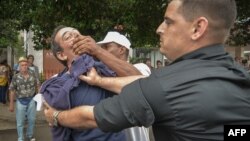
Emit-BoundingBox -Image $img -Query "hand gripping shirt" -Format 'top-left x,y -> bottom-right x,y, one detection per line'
41,54 -> 125,141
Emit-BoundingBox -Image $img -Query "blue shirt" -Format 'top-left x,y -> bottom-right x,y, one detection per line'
41,54 -> 125,141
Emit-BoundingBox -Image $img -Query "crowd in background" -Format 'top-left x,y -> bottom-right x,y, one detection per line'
235,56 -> 250,72
0,54 -> 39,105
0,59 -> 12,104
144,58 -> 169,70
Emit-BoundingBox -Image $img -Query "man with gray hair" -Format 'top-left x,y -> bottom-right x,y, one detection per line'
9,57 -> 39,141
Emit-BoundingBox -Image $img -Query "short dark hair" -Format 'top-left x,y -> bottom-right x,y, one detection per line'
27,54 -> 34,60
170,0 -> 237,38
0,59 -> 7,64
242,59 -> 248,65
157,60 -> 162,64
51,25 -> 68,67
145,58 -> 151,63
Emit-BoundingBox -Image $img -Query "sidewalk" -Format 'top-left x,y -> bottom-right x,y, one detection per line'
0,103 -> 47,130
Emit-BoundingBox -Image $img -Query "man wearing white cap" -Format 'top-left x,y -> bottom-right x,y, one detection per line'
97,31 -> 151,141
71,31 -> 151,140
97,31 -> 151,76
72,33 -> 141,77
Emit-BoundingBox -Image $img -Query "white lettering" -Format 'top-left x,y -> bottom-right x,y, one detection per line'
228,129 -> 235,136
241,129 -> 246,136
236,129 -> 241,136
228,129 -> 247,136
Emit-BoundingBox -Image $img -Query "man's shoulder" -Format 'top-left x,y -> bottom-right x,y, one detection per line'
14,72 -> 21,77
34,65 -> 39,69
155,59 -> 225,76
11,73 -> 21,82
28,69 -> 36,76
133,63 -> 151,76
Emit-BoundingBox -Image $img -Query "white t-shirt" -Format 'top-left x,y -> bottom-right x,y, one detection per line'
124,63 -> 151,141
133,63 -> 151,76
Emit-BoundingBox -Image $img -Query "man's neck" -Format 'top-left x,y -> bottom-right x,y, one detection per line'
67,60 -> 73,70
120,55 -> 128,62
20,71 -> 28,76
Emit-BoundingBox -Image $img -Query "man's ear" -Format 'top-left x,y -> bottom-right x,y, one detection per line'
191,17 -> 208,40
56,51 -> 67,61
119,46 -> 127,55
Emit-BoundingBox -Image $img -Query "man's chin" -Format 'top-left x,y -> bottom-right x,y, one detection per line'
159,48 -> 165,55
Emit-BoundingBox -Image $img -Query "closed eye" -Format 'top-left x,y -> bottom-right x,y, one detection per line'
62,31 -> 72,41
164,17 -> 173,25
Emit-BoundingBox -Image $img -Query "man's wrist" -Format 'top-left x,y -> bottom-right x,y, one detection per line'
53,110 -> 62,127
94,45 -> 105,57
96,76 -> 102,86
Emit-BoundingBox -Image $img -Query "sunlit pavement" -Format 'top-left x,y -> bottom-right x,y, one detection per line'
0,103 -> 52,141
0,103 -> 155,141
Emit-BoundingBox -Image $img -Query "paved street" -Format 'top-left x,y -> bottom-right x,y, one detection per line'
0,103 -> 52,141
0,103 -> 155,141
0,125 -> 52,141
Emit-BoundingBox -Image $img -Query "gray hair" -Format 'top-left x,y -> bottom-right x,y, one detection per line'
51,25 -> 68,67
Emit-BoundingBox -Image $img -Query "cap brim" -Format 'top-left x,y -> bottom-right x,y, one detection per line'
97,40 -> 112,45
18,60 -> 28,63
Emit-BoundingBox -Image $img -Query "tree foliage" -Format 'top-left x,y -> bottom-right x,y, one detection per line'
0,0 -> 249,51
0,0 -> 37,49
227,0 -> 250,46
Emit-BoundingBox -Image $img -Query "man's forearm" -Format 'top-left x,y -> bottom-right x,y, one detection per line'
57,105 -> 97,129
97,75 -> 145,93
9,90 -> 15,112
95,48 -> 141,76
37,85 -> 41,93
9,90 -> 15,104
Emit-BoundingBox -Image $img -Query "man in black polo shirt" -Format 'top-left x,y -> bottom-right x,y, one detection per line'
44,0 -> 250,141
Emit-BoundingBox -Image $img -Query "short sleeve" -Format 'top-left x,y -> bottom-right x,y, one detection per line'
94,79 -> 155,132
9,75 -> 17,91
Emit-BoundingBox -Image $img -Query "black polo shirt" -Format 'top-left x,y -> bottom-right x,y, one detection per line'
94,44 -> 250,141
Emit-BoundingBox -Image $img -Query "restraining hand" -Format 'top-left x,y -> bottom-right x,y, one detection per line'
79,67 -> 101,86
43,100 -> 56,127
73,35 -> 100,56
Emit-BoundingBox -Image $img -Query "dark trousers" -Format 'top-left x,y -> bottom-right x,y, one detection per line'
0,85 -> 7,104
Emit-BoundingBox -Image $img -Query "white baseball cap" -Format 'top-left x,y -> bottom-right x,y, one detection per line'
97,31 -> 131,49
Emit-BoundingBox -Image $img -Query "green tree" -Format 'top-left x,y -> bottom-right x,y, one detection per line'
227,0 -> 250,46
0,0 -> 38,52
1,0 -> 249,51
1,0 -> 164,49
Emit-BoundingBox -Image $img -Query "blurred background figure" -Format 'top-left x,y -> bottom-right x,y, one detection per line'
164,58 -> 170,66
9,57 -> 39,141
27,54 -> 40,82
156,60 -> 163,69
0,61 -> 8,104
145,58 -> 154,70
0,59 -> 11,104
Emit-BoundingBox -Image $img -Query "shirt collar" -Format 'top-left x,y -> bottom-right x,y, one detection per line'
172,44 -> 225,64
